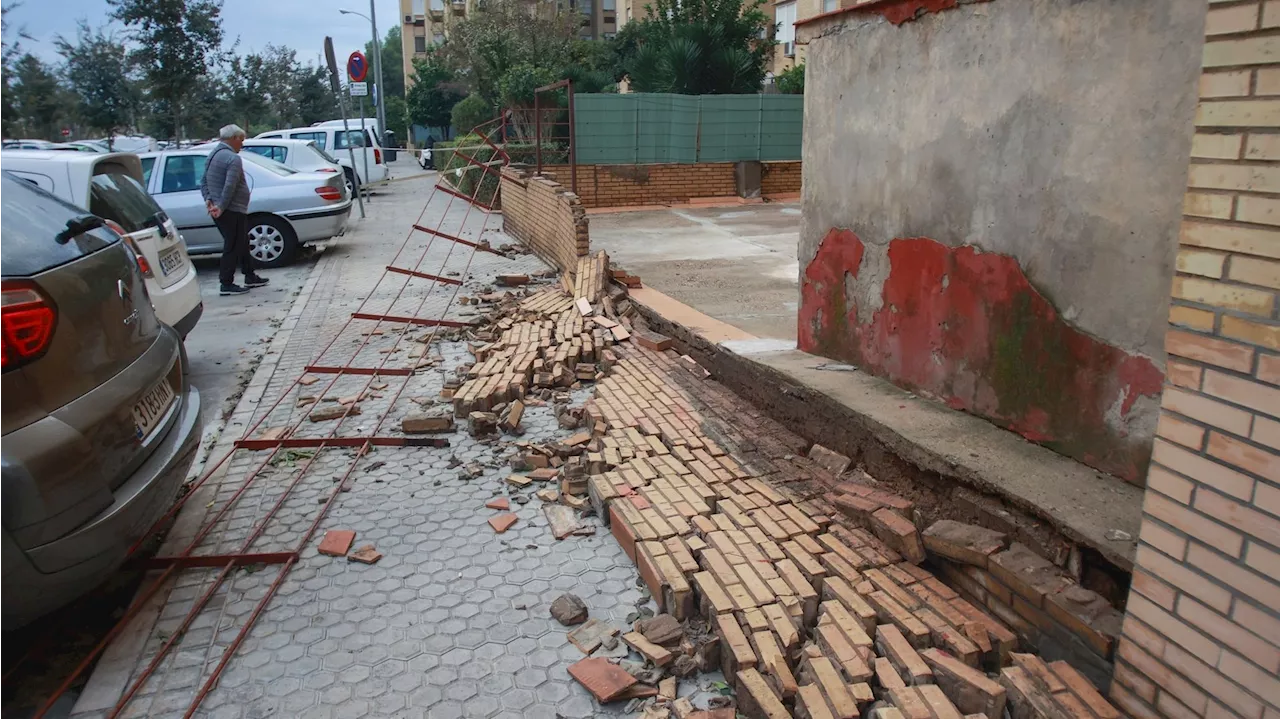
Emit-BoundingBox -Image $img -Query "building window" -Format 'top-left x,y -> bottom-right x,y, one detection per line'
414,35 -> 427,52
775,1 -> 796,56
433,32 -> 445,45
580,0 -> 593,12
603,0 -> 615,10
822,0 -> 836,11
603,31 -> 616,39
413,0 -> 426,13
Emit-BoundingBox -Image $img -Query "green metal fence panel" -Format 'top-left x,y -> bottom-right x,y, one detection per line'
635,94 -> 699,163
573,94 -> 638,164
758,95 -> 804,161
571,92 -> 802,165
698,95 -> 763,163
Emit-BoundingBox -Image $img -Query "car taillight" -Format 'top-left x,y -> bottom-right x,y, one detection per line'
374,148 -> 382,164
105,220 -> 155,278
315,186 -> 343,201
317,168 -> 339,173
2,282 -> 57,371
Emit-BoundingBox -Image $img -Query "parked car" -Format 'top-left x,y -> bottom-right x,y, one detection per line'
242,138 -> 343,177
137,147 -> 352,268
0,172 -> 203,629
1,150 -> 203,337
59,141 -> 109,153
2,139 -> 59,150
255,122 -> 389,194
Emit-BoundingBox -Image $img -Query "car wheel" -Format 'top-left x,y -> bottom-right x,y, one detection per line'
343,168 -> 359,196
247,215 -> 298,268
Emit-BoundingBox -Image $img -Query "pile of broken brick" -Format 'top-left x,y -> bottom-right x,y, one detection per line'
398,248 -> 1126,719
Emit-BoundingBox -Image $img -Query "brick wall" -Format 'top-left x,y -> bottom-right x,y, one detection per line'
1112,5 -> 1280,719
761,161 -> 803,196
499,166 -> 589,273
539,162 -> 802,208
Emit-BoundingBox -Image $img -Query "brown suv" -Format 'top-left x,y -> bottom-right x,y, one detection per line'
1,172 -> 203,628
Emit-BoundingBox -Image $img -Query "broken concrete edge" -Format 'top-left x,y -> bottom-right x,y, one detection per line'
623,288 -> 1141,573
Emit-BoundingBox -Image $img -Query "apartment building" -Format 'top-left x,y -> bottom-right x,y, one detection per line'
400,0 -> 617,87
399,0 -> 453,84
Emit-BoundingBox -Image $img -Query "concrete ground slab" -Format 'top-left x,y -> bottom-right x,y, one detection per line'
590,204 -> 801,341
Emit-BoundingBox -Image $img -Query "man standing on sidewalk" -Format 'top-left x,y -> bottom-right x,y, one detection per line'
202,124 -> 268,296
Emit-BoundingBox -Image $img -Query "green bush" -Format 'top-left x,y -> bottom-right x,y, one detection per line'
451,94 -> 494,135
776,63 -> 804,94
435,133 -> 568,207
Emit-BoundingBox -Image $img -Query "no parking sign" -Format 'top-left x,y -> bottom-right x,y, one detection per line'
347,51 -> 369,83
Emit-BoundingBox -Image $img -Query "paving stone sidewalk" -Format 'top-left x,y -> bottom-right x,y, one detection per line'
68,176 -> 838,719
70,178 -> 647,719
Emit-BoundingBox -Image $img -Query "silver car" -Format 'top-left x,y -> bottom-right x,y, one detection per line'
137,148 -> 352,267
1,172 -> 202,628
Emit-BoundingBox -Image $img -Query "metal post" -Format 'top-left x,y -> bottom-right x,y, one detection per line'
567,80 -> 576,195
360,100 -> 371,202
369,0 -> 387,139
534,94 -> 542,175
341,94 -> 366,218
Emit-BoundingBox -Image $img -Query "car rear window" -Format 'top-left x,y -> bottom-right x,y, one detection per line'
305,143 -> 338,164
90,171 -> 164,233
1,172 -> 119,277
242,151 -> 297,176
334,130 -> 371,150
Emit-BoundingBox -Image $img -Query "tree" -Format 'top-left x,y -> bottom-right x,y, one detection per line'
8,53 -> 67,139
2,3 -> 34,138
109,0 -> 224,141
440,0 -> 581,104
776,63 -> 803,94
56,23 -> 137,148
367,25 -> 404,99
406,56 -> 465,136
624,0 -> 771,94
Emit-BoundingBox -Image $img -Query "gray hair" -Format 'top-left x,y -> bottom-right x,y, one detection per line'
218,124 -> 246,140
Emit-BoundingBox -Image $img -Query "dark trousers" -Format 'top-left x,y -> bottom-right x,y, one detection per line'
215,210 -> 254,286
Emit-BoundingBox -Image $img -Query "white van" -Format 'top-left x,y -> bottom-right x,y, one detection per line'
1,150 -> 204,337
255,122 -> 389,194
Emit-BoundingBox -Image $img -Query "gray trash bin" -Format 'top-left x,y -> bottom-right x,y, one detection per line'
382,130 -> 397,162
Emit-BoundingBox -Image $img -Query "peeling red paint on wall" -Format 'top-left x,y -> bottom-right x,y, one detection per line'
798,229 -> 1165,483
876,0 -> 958,25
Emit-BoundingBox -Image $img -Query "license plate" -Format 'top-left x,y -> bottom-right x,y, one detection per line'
133,379 -> 176,440
158,246 -> 185,276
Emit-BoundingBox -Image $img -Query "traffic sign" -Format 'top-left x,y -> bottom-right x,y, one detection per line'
347,51 -> 368,83
349,82 -> 369,97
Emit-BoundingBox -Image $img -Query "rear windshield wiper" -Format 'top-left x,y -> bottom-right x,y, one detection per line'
54,215 -> 106,245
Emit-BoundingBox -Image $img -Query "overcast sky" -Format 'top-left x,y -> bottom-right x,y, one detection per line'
5,0 -> 401,68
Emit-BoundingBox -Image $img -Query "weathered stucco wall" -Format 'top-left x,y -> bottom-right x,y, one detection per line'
795,0 -> 1205,482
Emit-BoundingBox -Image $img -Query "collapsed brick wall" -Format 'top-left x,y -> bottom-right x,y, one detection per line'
761,161 -> 803,196
1112,6 -> 1280,719
499,165 -> 589,273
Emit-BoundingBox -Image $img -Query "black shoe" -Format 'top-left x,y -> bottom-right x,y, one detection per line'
220,283 -> 249,295
244,275 -> 269,287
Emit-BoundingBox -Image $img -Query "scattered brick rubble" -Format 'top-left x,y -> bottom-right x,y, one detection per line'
432,248 -> 1122,719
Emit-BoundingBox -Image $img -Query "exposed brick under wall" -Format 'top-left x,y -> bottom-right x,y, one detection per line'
540,161 -> 802,208
1113,5 -> 1280,719
498,166 -> 589,273
761,161 -> 803,196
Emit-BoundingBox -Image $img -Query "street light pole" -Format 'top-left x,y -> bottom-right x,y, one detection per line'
369,0 -> 387,141
339,8 -> 387,140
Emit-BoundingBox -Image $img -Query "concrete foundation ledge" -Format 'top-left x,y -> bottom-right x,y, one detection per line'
624,287 -> 1143,575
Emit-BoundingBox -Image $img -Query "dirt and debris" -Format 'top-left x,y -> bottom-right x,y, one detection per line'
346,544 -> 382,564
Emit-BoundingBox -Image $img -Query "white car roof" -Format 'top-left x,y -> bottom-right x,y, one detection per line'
0,150 -> 146,206
244,138 -> 320,147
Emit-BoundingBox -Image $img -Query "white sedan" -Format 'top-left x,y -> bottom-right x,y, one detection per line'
137,148 -> 352,268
